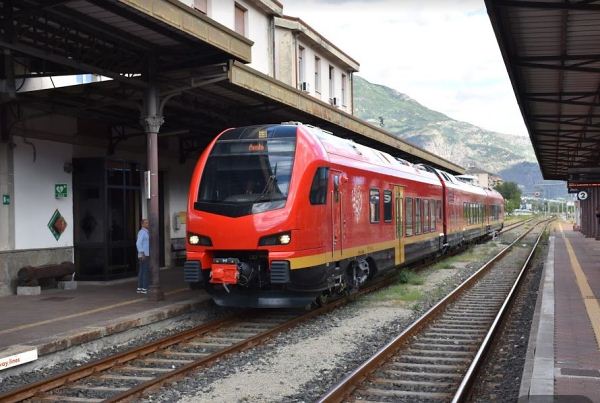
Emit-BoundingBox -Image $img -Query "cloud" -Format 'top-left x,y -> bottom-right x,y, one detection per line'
282,0 -> 528,137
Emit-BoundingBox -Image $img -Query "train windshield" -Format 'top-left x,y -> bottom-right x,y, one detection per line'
195,125 -> 297,217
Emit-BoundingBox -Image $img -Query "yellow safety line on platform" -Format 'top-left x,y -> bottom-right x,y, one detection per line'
559,224 -> 600,349
0,287 -> 188,336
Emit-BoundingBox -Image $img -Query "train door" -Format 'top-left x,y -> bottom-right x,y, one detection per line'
394,186 -> 405,265
330,171 -> 343,259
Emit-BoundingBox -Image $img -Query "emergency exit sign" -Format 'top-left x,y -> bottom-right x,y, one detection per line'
2,194 -> 9,205
55,184 -> 68,198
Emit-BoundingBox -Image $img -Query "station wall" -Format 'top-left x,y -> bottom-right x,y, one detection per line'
13,136 -> 74,250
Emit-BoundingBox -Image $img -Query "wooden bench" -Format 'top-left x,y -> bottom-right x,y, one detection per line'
17,262 -> 75,287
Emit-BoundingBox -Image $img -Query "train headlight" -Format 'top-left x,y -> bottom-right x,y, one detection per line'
259,231 -> 292,246
279,234 -> 291,245
188,233 -> 212,246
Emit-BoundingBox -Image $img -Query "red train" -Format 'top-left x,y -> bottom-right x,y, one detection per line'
184,123 -> 504,307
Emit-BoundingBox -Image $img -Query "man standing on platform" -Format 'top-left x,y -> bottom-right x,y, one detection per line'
136,219 -> 150,294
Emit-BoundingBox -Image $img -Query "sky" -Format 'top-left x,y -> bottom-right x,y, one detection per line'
283,0 -> 528,137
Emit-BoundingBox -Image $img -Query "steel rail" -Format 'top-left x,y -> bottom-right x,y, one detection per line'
319,219 -> 548,402
451,222 -> 548,402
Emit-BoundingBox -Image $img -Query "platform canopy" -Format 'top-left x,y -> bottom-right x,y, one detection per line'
486,0 -> 600,181
0,0 -> 463,175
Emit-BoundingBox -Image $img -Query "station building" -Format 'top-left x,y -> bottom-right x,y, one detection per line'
0,0 -> 463,297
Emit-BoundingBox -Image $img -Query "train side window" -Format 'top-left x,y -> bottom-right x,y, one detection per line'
423,200 -> 430,232
383,190 -> 392,222
415,198 -> 422,234
309,167 -> 329,205
406,197 -> 413,236
370,189 -> 380,223
437,200 -> 442,221
431,199 -> 436,231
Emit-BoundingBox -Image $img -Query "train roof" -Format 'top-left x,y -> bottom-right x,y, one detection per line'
291,123 -> 443,186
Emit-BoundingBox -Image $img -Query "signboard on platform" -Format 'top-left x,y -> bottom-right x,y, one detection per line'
0,348 -> 38,371
577,191 -> 589,201
2,194 -> 9,205
54,184 -> 68,198
567,182 -> 600,193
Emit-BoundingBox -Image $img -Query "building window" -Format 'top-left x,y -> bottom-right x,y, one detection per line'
383,190 -> 392,222
298,46 -> 305,87
370,189 -> 380,223
329,65 -> 335,103
314,56 -> 321,94
406,198 -> 413,236
194,0 -> 207,14
341,73 -> 347,106
234,3 -> 247,36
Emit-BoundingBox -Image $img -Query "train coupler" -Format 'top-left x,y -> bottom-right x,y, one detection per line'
210,258 -> 239,285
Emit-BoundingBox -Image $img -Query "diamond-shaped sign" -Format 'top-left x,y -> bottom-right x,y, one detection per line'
48,209 -> 67,241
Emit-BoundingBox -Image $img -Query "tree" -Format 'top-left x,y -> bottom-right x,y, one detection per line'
494,182 -> 522,214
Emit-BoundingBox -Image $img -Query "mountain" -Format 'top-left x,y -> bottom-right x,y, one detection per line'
353,76 -> 536,174
498,162 -> 566,199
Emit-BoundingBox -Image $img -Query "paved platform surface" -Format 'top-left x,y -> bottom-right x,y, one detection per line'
522,222 -> 600,402
0,268 -> 210,358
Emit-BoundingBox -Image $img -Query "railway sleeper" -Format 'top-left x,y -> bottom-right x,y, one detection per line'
117,365 -> 172,374
184,341 -> 233,349
142,357 -> 193,365
423,330 -> 485,338
414,336 -> 480,347
435,318 -> 489,326
368,377 -> 455,393
405,347 -> 473,357
195,336 -> 248,343
64,385 -> 129,393
377,369 -> 463,381
356,386 -> 451,401
395,354 -> 471,365
411,342 -> 475,352
428,324 -> 488,332
40,395 -> 103,402
386,361 -> 464,373
159,350 -> 210,358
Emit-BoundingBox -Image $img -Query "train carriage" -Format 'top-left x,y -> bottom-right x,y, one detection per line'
184,123 -> 504,308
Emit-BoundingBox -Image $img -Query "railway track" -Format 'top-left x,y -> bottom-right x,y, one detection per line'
319,219 -> 549,403
0,219 -> 535,403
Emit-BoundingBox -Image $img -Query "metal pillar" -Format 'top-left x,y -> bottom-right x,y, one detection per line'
592,187 -> 600,241
141,83 -> 164,301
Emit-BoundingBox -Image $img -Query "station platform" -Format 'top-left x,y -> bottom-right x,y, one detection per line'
521,222 -> 600,402
0,268 -> 210,360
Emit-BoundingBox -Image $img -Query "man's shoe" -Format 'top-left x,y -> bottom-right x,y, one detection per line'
140,289 -> 147,294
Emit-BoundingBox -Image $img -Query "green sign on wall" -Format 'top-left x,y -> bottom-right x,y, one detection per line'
2,194 -> 9,205
55,184 -> 68,199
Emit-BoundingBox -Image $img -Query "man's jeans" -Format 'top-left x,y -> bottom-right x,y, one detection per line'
137,257 -> 150,289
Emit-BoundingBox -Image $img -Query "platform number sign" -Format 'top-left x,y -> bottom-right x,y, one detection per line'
2,194 -> 9,205
55,184 -> 68,199
577,191 -> 589,201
